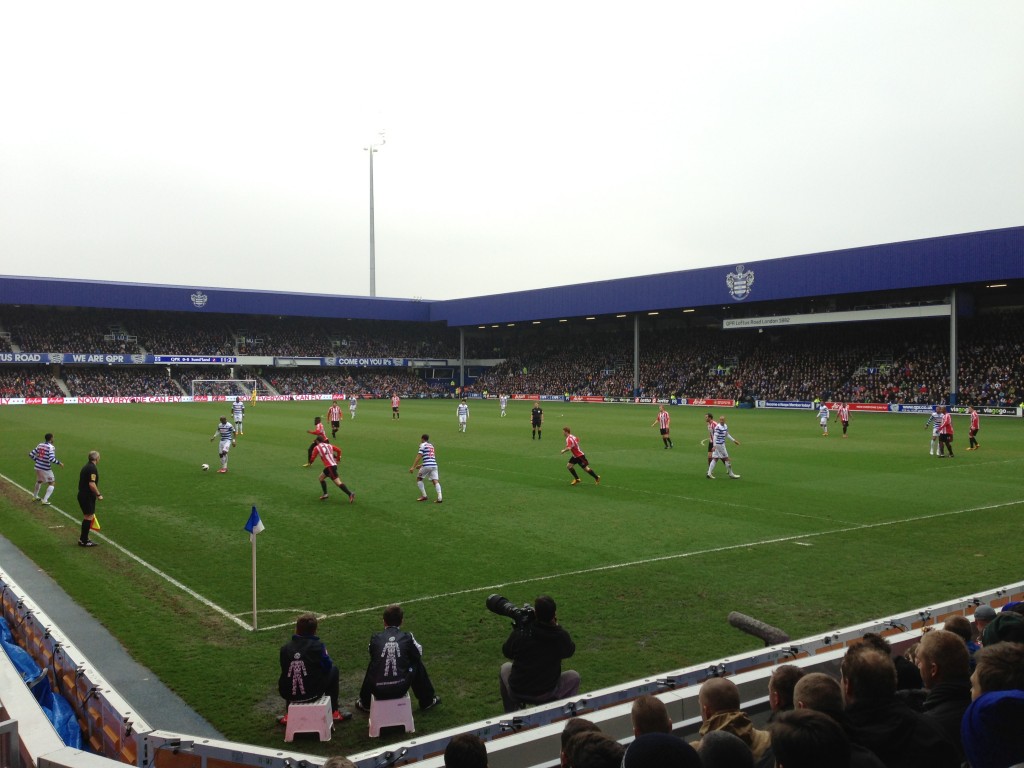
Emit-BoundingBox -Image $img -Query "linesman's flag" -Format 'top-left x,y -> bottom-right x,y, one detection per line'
244,506 -> 265,542
90,515 -> 101,531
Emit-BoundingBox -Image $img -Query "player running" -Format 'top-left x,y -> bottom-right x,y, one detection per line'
410,434 -> 443,503
561,427 -> 600,486
707,416 -> 741,480
304,416 -> 327,466
210,416 -> 237,473
651,405 -> 673,449
311,435 -> 355,502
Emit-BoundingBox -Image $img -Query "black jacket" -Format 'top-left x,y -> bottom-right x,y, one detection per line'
366,626 -> 424,698
845,697 -> 958,768
503,621 -> 575,696
278,633 -> 334,701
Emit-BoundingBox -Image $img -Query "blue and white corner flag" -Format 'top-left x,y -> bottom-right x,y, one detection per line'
244,506 -> 265,541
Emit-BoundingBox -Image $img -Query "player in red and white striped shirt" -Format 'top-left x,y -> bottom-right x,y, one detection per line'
391,393 -> 401,420
651,405 -> 673,449
967,406 -> 980,450
834,402 -> 850,438
311,436 -> 355,502
327,401 -> 342,438
561,427 -> 600,486
304,416 -> 327,466
937,406 -> 955,458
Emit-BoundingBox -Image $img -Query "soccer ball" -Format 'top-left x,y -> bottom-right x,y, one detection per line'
201,463 -> 210,471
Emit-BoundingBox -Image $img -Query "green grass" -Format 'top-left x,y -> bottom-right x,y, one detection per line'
2,400 -> 1022,754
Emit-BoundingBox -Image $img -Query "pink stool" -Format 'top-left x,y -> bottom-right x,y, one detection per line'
368,693 -> 415,737
284,695 -> 333,742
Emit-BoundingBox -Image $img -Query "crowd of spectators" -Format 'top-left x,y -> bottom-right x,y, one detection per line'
64,369 -> 181,397
0,308 -> 1020,403
0,367 -> 63,397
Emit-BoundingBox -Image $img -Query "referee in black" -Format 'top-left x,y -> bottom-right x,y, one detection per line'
77,451 -> 103,548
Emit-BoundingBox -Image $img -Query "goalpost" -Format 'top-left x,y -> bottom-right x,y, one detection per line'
190,379 -> 257,397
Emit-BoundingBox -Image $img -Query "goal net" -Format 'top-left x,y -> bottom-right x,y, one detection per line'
190,379 -> 257,398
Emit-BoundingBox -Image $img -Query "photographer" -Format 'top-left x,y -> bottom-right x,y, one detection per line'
497,595 -> 580,712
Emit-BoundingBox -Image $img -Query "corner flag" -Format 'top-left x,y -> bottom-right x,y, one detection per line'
244,506 -> 265,541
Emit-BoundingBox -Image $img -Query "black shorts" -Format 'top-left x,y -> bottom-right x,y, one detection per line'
392,406 -> 399,412
569,454 -> 588,467
321,466 -> 339,480
77,494 -> 96,517
659,428 -> 669,435
331,421 -> 340,429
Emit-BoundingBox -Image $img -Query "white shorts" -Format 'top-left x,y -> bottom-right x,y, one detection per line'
712,445 -> 730,460
35,468 -> 55,483
819,417 -> 828,426
459,416 -> 467,424
418,468 -> 439,482
219,440 -> 233,454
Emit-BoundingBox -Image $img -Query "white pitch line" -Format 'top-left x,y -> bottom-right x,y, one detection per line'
1,474 -> 253,631
291,497 -> 1024,633
7,471 -> 1021,634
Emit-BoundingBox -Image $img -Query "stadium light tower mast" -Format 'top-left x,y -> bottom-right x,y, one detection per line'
364,131 -> 386,297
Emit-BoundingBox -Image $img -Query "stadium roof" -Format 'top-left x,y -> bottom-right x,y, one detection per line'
2,226 -> 1022,327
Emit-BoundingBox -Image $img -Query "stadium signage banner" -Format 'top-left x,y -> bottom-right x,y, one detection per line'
889,404 -> 938,414
326,357 -> 409,367
757,400 -> 814,409
688,398 -> 736,407
153,355 -> 238,364
950,405 -> 1019,417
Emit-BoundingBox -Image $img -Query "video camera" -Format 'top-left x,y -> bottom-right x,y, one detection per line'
486,594 -> 536,629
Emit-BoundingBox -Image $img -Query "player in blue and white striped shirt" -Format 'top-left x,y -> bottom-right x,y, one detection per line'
210,416 -> 237,473
457,400 -> 469,432
410,434 -> 442,503
29,433 -> 62,504
708,417 -> 741,480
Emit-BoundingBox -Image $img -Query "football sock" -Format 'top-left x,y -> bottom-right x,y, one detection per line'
320,480 -> 328,493
417,480 -> 427,496
43,486 -> 55,502
80,519 -> 91,542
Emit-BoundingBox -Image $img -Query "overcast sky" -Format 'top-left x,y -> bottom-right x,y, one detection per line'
2,2 -> 1022,302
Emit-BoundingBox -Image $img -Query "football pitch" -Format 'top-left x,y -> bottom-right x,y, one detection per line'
1,399 -> 1021,754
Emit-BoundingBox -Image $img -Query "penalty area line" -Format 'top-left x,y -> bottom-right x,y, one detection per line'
1,474 -> 253,632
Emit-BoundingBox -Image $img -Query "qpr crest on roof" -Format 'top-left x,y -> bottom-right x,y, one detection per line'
726,265 -> 755,301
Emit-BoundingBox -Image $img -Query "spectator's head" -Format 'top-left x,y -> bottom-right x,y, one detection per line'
631,694 -> 672,736
916,629 -> 970,689
942,615 -> 976,645
974,605 -> 997,634
623,733 -> 700,768
768,664 -> 805,713
971,641 -> 1024,699
444,734 -> 488,768
982,611 -> 1024,645
697,730 -> 754,768
961,690 -> 1024,768
560,718 -> 600,767
698,677 -> 741,720
295,613 -> 318,636
323,758 -> 356,768
383,604 -> 404,627
535,595 -> 557,624
770,709 -> 851,768
793,672 -> 844,719
840,646 -> 896,704
564,731 -> 624,768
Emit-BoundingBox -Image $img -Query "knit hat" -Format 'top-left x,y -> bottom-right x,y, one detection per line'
982,611 -> 1024,646
961,690 -> 1024,768
623,734 -> 701,768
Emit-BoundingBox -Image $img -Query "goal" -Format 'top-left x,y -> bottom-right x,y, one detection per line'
190,379 -> 257,398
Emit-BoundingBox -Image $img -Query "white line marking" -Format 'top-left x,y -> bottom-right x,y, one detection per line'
1,474 -> 253,631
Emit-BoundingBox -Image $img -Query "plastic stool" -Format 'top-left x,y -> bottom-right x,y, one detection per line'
284,695 -> 333,742
368,693 -> 415,737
